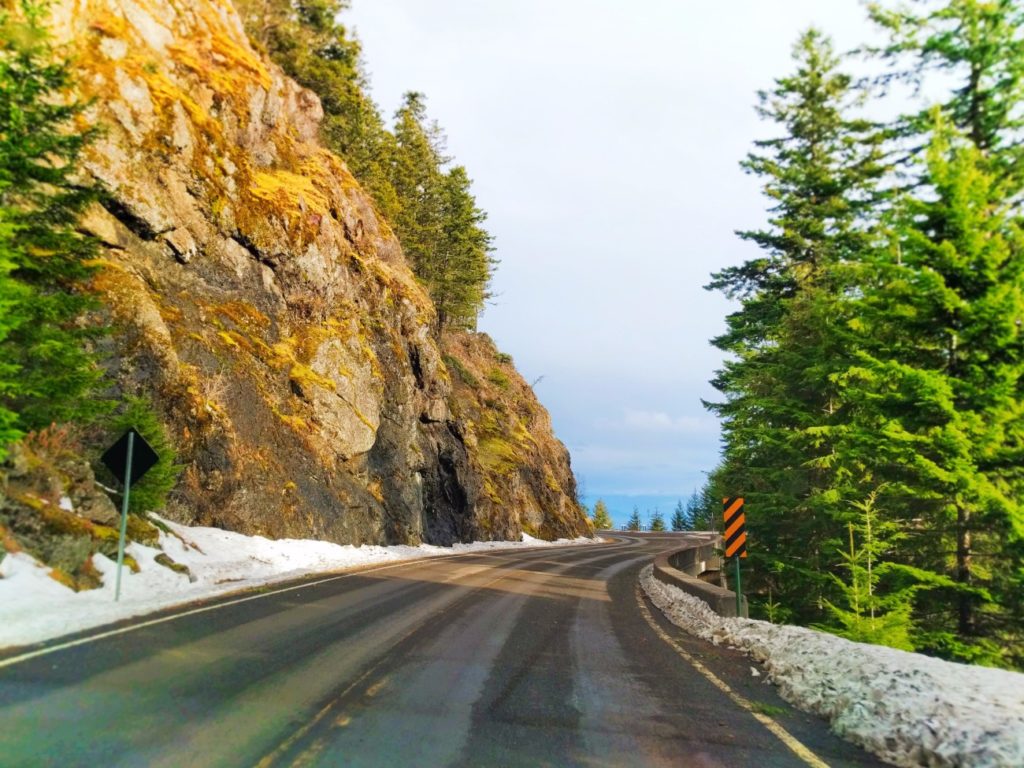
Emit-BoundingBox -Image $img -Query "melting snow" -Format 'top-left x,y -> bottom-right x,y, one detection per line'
640,565 -> 1024,767
0,516 -> 598,650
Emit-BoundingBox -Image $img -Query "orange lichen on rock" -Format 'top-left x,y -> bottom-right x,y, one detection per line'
247,169 -> 331,216
166,5 -> 271,96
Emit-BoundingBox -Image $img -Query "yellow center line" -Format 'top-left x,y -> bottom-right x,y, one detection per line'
634,584 -> 830,768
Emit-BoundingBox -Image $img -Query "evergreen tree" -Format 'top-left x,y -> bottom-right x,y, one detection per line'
671,499 -> 688,531
0,0 -> 103,457
626,507 -> 642,531
705,29 -> 885,624
590,499 -> 612,529
388,93 -> 494,332
819,491 -> 956,651
701,2 -> 1024,667
837,114 -> 1024,664
830,0 -> 1024,666
687,484 -> 719,531
649,508 -> 666,532
432,166 -> 494,330
869,0 -> 1024,161
389,91 -> 446,280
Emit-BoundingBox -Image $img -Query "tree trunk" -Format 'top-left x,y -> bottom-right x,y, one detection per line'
956,504 -> 974,636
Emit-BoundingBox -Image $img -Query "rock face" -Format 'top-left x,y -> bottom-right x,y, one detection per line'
49,0 -> 590,544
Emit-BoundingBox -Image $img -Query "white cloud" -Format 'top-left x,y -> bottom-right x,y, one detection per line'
623,409 -> 716,433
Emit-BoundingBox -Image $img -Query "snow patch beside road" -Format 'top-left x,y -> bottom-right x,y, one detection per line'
0,518 -> 598,649
640,565 -> 1024,768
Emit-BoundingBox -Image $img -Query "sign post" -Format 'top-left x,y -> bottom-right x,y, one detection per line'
101,428 -> 159,602
114,431 -> 134,601
723,497 -> 748,616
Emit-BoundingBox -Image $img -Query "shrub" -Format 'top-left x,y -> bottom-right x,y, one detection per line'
95,396 -> 182,515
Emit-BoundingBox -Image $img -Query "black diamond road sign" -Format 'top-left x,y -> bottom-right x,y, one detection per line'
101,428 -> 159,486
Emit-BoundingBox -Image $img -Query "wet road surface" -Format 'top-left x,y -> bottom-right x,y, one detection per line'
0,533 -> 886,767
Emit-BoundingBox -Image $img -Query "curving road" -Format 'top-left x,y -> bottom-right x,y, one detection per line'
0,533 -> 884,767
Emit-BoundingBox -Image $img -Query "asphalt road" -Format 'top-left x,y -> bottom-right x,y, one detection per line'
0,533 -> 886,767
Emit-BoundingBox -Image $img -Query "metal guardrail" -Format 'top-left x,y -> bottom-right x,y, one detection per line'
651,535 -> 749,618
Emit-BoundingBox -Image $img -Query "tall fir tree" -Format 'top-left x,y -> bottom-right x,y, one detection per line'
836,114 -> 1024,664
389,91 -> 446,279
869,0 -> 1024,161
432,166 -> 494,330
705,29 -> 885,624
0,0 -> 103,456
388,93 -> 494,331
840,0 -> 1024,666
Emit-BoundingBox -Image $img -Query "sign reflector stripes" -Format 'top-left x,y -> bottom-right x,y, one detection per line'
722,497 -> 747,558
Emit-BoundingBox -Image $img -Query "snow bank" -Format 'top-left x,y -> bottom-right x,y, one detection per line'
0,517 -> 598,649
640,565 -> 1024,768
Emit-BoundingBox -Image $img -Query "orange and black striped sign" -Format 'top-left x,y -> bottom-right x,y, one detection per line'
722,497 -> 747,558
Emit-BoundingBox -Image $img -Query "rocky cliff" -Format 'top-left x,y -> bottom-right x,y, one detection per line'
45,0 -> 589,545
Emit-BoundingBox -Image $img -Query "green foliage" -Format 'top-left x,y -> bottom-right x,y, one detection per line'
0,0 -> 104,457
486,367 -> 511,390
816,493 -> 926,651
590,498 -> 612,529
97,396 -> 182,515
686,482 -> 720,531
705,28 -> 888,628
835,114 -> 1024,665
626,506 -> 642,532
389,94 -> 495,330
705,6 -> 1024,668
671,499 -> 688,531
868,0 -> 1024,159
649,508 -> 666,532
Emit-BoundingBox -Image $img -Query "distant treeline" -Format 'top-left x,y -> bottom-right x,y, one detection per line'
236,0 -> 495,332
588,496 -> 716,532
702,2 -> 1024,669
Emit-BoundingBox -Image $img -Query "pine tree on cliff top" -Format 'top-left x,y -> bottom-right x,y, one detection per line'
390,93 -> 495,332
433,166 -> 494,330
390,92 -> 447,287
0,1 -> 102,455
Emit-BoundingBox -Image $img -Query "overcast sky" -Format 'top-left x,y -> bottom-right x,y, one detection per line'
345,1 -> 888,523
